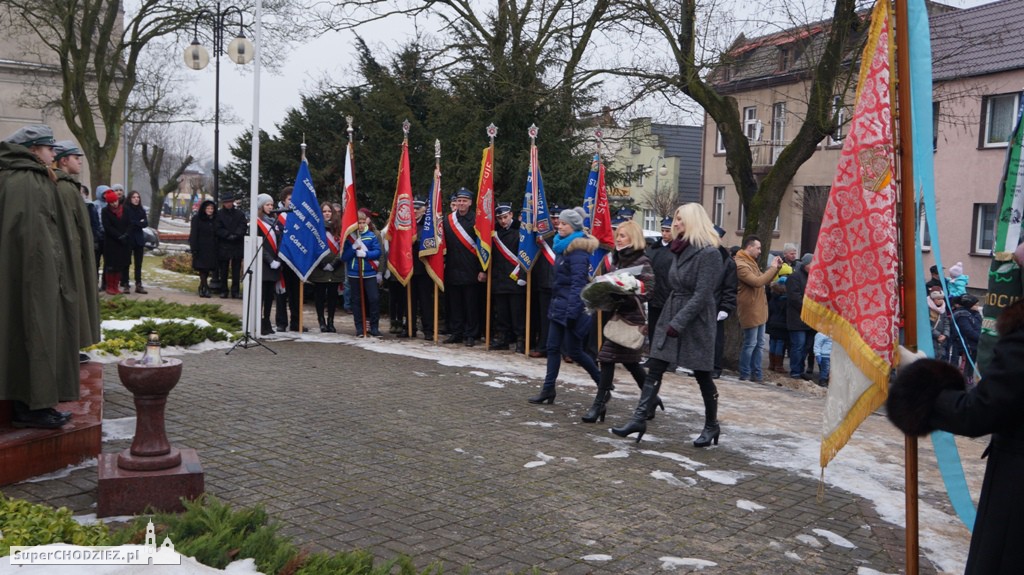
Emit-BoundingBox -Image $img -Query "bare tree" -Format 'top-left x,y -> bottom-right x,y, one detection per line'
644,179 -> 679,221
0,0 -> 317,191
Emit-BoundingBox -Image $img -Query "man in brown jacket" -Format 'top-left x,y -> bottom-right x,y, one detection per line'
734,235 -> 782,381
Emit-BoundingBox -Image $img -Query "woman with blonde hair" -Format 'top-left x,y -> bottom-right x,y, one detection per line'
611,203 -> 724,446
582,219 -> 655,423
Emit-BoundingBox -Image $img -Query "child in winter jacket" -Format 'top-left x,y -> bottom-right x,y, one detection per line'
813,332 -> 832,387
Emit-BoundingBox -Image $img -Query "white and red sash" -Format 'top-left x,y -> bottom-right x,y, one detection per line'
540,240 -> 555,265
492,229 -> 521,281
449,212 -> 478,255
256,218 -> 279,254
326,231 -> 340,255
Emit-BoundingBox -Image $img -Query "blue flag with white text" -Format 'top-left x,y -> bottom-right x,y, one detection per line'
517,144 -> 554,273
279,160 -> 331,281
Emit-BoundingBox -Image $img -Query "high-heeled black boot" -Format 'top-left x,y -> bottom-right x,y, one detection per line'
611,379 -> 658,443
581,384 -> 612,423
528,387 -> 556,404
693,392 -> 720,448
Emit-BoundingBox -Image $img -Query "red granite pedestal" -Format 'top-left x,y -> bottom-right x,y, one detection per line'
0,362 -> 103,486
97,449 -> 204,517
96,358 -> 204,517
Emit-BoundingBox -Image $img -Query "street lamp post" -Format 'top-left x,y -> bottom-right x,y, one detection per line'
183,2 -> 254,204
651,155 -> 669,227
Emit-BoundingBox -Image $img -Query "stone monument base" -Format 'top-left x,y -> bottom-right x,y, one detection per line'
97,448 -> 204,517
0,362 -> 103,486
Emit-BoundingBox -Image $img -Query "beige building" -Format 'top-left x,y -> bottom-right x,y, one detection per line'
700,0 -> 1020,291
0,22 -> 125,192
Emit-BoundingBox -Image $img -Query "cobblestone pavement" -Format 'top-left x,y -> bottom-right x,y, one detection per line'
3,285 -> 980,574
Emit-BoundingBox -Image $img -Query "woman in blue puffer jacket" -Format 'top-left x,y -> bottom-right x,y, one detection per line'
528,209 -> 601,405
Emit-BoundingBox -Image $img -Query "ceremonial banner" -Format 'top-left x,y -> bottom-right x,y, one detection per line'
516,144 -> 554,272
386,139 -> 415,286
341,142 -> 360,241
978,98 -> 1024,372
419,165 -> 445,290
475,146 -> 495,270
801,0 -> 899,468
279,160 -> 331,282
582,154 -> 614,277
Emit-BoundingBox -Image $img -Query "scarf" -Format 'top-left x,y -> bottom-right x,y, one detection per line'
553,230 -> 584,255
669,235 -> 690,254
108,203 -> 123,219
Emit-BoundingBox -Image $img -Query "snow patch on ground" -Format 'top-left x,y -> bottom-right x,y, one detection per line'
469,370 -> 489,377
580,554 -> 612,561
796,534 -> 823,548
639,449 -> 704,470
658,556 -> 717,570
21,458 -> 97,483
72,513 -> 136,526
857,568 -> 898,575
812,528 -> 857,549
525,452 -> 555,468
696,469 -> 748,485
521,421 -> 556,428
594,450 -> 630,459
737,499 -> 766,512
102,417 -> 136,442
477,380 -> 505,388
650,470 -> 690,487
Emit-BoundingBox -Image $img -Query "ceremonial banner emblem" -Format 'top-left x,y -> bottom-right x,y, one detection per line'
475,145 -> 495,270
517,142 -> 553,272
582,154 -> 614,277
279,160 -> 331,282
419,165 -> 445,290
386,139 -> 415,286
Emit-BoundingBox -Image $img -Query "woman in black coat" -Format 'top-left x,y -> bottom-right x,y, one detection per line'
123,190 -> 149,293
189,200 -> 218,297
100,188 -> 131,296
887,298 -> 1024,575
582,220 -> 655,423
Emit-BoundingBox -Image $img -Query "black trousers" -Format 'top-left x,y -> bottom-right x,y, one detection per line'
411,274 -> 435,333
714,319 -> 726,372
218,255 -> 242,296
447,283 -> 482,340
261,280 -> 275,321
492,292 -> 526,341
531,289 -> 552,351
122,244 -> 144,286
313,282 -> 339,324
389,280 -> 407,326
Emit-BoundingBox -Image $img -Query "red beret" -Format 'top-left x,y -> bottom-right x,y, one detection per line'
103,190 -> 119,204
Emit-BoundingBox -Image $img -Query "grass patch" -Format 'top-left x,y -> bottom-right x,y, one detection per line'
85,298 -> 240,353
142,254 -> 202,292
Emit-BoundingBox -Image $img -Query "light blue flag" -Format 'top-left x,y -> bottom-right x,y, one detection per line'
517,145 -> 554,272
908,0 -> 976,531
278,160 -> 330,281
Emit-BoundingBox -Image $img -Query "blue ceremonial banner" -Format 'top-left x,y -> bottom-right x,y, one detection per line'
278,160 -> 331,281
418,166 -> 445,289
517,144 -> 553,273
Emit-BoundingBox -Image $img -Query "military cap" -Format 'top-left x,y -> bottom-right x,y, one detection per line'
413,199 -> 426,209
660,217 -> 673,229
455,187 -> 473,200
611,216 -> 626,228
53,140 -> 84,160
616,207 -> 636,219
4,124 -> 57,147
495,204 -> 512,216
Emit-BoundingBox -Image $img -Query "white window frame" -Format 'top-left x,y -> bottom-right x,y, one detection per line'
738,203 -> 780,232
918,206 -> 931,252
716,129 -> 726,153
713,187 -> 725,227
827,95 -> 847,146
771,102 -> 786,163
642,209 -> 656,232
973,203 -> 996,254
743,107 -> 759,140
983,93 -> 1020,148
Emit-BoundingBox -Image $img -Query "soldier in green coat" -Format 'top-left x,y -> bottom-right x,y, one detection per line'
52,141 -> 102,352
0,125 -> 81,429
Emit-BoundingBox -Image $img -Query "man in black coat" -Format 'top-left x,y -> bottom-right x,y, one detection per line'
645,217 -> 674,347
489,204 -> 526,352
214,192 -> 247,299
712,226 -> 738,379
443,187 -> 485,346
410,199 -> 435,340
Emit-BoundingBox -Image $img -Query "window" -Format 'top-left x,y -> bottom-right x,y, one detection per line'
973,203 -> 996,253
827,95 -> 847,146
932,101 -> 939,152
771,102 -> 786,163
918,209 -> 931,251
716,129 -> 726,153
713,187 -> 725,227
982,93 -> 1020,147
636,168 -> 645,187
744,107 -> 760,140
779,47 -> 792,70
642,209 -> 656,232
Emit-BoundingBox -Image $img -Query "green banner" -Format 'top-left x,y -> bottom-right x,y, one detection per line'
979,96 -> 1024,374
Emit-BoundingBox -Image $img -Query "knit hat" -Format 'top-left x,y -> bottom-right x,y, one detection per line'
256,193 -> 273,209
800,253 -> 813,267
103,189 -> 118,204
559,208 -> 584,231
573,206 -> 588,223
949,262 -> 963,278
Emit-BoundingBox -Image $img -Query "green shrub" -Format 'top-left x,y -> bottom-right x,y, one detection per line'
87,299 -> 241,354
0,495 -> 110,555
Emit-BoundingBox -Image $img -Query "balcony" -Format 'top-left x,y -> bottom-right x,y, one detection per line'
749,139 -> 789,169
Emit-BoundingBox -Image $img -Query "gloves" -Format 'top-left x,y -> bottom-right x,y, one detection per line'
323,263 -> 334,272
376,272 -> 383,285
717,311 -> 728,322
517,279 -> 527,286
354,240 -> 366,251
355,248 -> 367,258
117,233 -> 129,244
270,260 -> 281,270
666,326 -> 679,338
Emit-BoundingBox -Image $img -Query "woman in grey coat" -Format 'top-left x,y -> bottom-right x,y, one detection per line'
612,203 -> 724,446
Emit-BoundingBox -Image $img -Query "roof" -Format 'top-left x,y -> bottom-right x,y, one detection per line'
931,0 -> 1024,81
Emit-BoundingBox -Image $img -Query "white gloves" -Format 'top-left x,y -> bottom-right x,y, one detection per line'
323,263 -> 334,272
270,260 -> 281,270
376,272 -> 383,285
355,248 -> 367,258
717,311 -> 728,321
354,240 -> 366,251
517,279 -> 527,286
